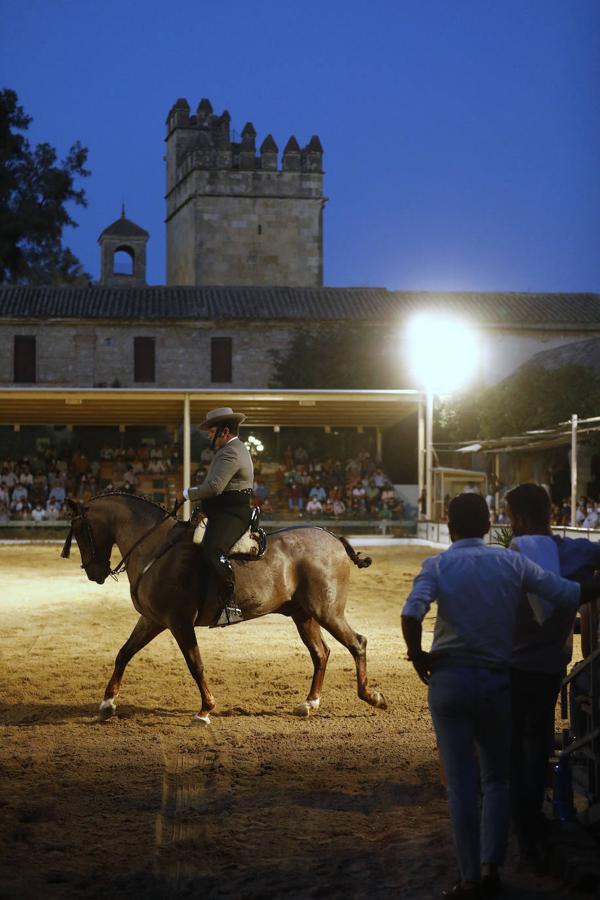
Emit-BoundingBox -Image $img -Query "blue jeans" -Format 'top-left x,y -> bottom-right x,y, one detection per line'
429,665 -> 511,883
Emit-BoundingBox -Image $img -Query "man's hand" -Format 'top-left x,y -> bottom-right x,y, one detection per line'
409,650 -> 433,685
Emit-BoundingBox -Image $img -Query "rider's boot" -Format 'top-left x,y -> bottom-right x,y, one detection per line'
210,557 -> 243,628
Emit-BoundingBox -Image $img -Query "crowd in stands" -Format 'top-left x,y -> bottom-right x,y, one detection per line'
0,443 -> 179,523
266,445 -> 404,520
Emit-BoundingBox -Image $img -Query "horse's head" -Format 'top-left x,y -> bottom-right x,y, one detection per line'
61,498 -> 114,584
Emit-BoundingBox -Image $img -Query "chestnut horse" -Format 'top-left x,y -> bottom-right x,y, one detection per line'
63,493 -> 386,723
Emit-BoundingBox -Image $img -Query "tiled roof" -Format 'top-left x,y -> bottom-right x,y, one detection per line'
0,285 -> 599,328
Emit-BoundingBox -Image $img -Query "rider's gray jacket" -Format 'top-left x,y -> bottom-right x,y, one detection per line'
187,437 -> 254,502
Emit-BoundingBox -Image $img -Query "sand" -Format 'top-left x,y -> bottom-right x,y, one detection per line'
0,544 -> 587,899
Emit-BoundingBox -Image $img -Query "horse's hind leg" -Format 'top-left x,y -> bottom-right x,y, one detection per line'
169,621 -> 215,724
99,615 -> 165,720
318,612 -> 387,710
291,607 -> 330,717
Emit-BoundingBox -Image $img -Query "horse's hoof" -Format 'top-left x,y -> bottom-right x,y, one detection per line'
293,698 -> 320,717
371,691 -> 388,710
192,713 -> 211,726
97,698 -> 117,721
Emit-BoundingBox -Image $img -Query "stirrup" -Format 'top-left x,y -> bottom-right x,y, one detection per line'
210,604 -> 244,628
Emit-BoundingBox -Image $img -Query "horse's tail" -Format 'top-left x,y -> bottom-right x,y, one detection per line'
338,535 -> 372,569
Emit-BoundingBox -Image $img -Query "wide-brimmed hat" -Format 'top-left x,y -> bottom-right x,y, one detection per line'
199,407 -> 246,430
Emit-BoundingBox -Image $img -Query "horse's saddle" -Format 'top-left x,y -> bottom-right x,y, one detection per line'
192,505 -> 267,560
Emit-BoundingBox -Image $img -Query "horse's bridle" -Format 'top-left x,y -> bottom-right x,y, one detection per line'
61,502 -> 111,574
61,497 -> 184,579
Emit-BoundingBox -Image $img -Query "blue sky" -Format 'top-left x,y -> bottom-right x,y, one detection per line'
2,0 -> 599,291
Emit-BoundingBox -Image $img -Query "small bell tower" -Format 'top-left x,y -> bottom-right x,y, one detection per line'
98,207 -> 149,285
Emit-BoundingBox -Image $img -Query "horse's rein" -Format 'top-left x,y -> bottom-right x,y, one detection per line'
62,498 -> 184,579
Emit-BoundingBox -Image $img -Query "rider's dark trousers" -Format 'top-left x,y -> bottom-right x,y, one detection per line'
199,491 -> 252,588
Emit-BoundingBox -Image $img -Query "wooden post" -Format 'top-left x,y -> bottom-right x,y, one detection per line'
183,394 -> 191,522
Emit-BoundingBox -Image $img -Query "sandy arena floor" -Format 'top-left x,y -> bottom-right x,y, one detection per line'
0,543 -> 589,899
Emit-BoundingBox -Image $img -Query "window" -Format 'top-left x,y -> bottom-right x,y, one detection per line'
14,336 -> 36,383
211,337 -> 232,383
134,337 -> 155,382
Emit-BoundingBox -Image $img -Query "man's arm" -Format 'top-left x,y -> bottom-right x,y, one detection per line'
187,445 -> 240,502
401,615 -> 432,685
401,557 -> 438,685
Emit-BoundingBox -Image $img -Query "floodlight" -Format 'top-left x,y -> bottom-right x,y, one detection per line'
406,312 -> 480,394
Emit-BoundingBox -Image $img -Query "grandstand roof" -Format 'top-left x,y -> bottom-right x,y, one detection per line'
0,388 -> 421,429
1,286 -> 599,329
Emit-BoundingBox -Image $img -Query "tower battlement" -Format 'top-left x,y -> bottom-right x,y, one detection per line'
165,97 -> 325,288
166,97 -> 323,183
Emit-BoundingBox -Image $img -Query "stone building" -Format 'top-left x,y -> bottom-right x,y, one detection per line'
165,98 -> 324,288
1,94 -> 600,393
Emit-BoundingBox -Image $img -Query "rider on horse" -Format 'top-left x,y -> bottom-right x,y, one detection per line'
180,407 -> 254,627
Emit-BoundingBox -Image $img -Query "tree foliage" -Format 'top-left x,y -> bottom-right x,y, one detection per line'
436,363 -> 600,443
269,324 -> 411,389
0,88 -> 90,284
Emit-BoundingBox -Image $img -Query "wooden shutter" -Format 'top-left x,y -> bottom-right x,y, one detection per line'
14,336 -> 36,383
134,337 -> 155,382
211,338 -> 232,382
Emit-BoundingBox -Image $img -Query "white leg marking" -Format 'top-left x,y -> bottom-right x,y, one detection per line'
193,713 -> 211,725
293,698 -> 321,717
99,697 -> 117,711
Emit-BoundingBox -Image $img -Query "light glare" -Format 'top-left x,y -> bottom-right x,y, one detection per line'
406,312 -> 480,394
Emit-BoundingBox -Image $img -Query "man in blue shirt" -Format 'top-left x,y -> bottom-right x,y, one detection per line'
401,493 -> 597,899
505,483 -> 600,868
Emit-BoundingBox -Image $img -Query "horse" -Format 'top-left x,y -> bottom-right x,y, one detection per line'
62,492 -> 387,724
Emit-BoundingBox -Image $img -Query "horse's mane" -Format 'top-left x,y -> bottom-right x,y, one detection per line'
88,490 -> 171,515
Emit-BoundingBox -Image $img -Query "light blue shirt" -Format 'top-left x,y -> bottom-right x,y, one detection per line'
402,538 -> 580,670
510,534 -> 577,672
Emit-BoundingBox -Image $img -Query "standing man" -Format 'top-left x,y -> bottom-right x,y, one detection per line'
505,483 -> 600,867
401,493 -> 596,899
181,407 -> 254,627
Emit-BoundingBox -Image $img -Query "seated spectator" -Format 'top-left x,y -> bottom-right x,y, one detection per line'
1,466 -> 17,490
288,482 -> 304,513
365,480 -> 381,513
10,498 -> 30,518
0,500 -> 9,523
309,482 -> 327,503
0,482 -> 9,506
48,482 -> 66,507
200,445 -> 214,465
260,496 -> 274,516
11,483 -> 28,505
46,498 -> 61,520
100,445 -> 114,460
31,503 -> 47,523
583,504 -> 599,529
254,480 -> 270,507
150,444 -> 163,460
122,465 -> 138,491
294,445 -> 308,465
381,483 -> 396,508
148,458 -> 166,475
332,498 -> 346,518
306,496 -> 323,517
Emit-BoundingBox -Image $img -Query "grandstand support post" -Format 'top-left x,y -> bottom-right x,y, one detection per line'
183,393 -> 191,521
425,389 -> 433,521
375,427 -> 382,463
494,452 -> 500,517
570,413 -> 578,528
417,394 -> 425,521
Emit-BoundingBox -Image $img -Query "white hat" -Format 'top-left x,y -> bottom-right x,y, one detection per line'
199,406 -> 246,430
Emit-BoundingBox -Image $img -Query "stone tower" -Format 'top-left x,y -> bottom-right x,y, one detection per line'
165,98 -> 325,287
98,208 -> 149,286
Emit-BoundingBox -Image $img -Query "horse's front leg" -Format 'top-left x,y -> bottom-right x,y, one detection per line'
169,621 -> 215,724
99,615 -> 165,720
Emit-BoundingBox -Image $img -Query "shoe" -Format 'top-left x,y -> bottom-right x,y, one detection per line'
210,604 -> 244,628
441,881 -> 482,898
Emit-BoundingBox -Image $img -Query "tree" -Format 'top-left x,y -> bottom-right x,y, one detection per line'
269,324 -> 412,389
436,363 -> 600,443
0,88 -> 90,284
